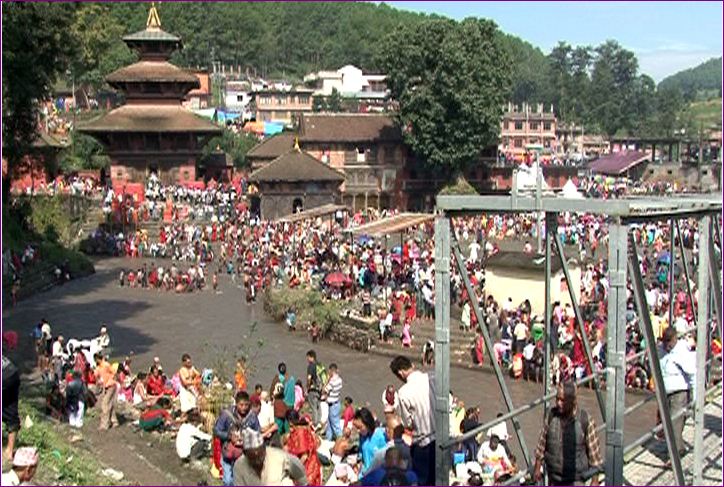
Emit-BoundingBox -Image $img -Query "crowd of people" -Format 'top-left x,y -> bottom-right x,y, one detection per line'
3,172 -> 720,485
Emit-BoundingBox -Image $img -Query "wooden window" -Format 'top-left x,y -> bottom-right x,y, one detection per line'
514,121 -> 523,130
298,95 -> 310,104
529,122 -> 538,130
514,138 -> 523,148
543,122 -> 552,131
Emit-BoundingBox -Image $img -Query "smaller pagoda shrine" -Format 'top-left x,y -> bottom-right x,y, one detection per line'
80,3 -> 221,186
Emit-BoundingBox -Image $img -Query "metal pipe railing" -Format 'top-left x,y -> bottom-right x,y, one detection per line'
623,383 -> 722,456
441,373 -> 599,448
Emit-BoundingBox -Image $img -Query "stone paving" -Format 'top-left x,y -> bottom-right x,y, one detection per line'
623,391 -> 723,486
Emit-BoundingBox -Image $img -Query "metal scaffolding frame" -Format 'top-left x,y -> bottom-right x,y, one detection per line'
433,194 -> 722,486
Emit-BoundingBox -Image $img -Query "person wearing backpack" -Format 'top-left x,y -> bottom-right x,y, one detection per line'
305,350 -> 325,428
533,381 -> 602,486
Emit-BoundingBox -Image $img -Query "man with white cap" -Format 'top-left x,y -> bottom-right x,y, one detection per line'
1,447 -> 39,486
233,428 -> 308,486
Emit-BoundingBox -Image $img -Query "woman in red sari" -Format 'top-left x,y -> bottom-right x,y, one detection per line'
285,410 -> 321,485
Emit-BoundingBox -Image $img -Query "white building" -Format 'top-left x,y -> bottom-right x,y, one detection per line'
304,65 -> 388,98
224,80 -> 252,112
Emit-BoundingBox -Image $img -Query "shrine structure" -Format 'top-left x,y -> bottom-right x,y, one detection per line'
80,3 -> 221,187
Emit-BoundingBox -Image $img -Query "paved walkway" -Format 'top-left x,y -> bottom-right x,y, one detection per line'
623,391 -> 723,486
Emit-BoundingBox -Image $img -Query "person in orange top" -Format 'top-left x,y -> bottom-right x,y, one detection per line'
94,353 -> 119,430
234,358 -> 247,392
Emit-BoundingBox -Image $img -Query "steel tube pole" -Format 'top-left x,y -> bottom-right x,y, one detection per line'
623,384 -> 721,456
707,220 -> 722,335
668,217 -> 675,328
604,219 -> 627,487
553,232 -> 606,421
694,215 -> 711,485
450,240 -> 533,470
442,372 -> 600,448
544,212 -> 553,423
627,234 -> 685,486
433,216 -> 451,486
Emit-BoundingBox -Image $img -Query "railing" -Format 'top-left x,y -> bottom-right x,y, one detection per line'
432,196 -> 722,486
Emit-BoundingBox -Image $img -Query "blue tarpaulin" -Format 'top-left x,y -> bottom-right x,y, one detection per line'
263,122 -> 284,135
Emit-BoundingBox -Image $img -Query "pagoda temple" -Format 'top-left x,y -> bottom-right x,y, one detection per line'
80,3 -> 221,185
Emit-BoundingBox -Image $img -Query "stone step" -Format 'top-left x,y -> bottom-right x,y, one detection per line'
368,343 -> 504,376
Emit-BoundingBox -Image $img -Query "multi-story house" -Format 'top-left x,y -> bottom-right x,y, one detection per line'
250,87 -> 315,126
224,80 -> 253,113
297,113 -> 407,211
499,103 -> 558,162
183,69 -> 211,110
246,114 -> 408,211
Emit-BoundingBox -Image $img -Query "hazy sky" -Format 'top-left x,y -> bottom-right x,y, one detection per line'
387,1 -> 723,82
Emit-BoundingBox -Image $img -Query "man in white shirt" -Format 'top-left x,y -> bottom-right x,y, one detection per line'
389,356 -> 435,485
176,412 -> 212,461
660,327 -> 696,456
477,434 -> 511,476
257,391 -> 276,437
468,240 -> 481,263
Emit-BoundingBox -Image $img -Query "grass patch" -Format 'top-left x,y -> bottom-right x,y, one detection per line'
682,98 -> 722,129
2,199 -> 94,295
14,398 -> 125,485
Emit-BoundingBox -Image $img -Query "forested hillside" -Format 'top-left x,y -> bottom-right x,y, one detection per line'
7,1 -> 717,146
658,57 -> 722,100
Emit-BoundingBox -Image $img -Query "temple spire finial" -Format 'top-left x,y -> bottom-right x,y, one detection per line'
147,2 -> 161,30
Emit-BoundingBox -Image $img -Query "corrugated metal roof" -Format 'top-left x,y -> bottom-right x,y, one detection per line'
587,151 -> 650,175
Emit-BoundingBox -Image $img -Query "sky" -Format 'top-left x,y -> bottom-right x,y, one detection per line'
386,1 -> 723,82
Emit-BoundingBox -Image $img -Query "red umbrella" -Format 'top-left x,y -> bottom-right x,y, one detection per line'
325,272 -> 351,288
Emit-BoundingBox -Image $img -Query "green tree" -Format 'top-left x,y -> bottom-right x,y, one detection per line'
312,94 -> 328,112
568,46 -> 592,124
654,85 -> 685,137
547,42 -> 573,120
378,18 -> 511,175
629,74 -> 657,136
2,2 -> 77,202
589,40 -> 639,136
503,35 -> 549,105
71,3 -> 135,92
58,133 -> 110,173
327,88 -> 343,113
202,130 -> 259,168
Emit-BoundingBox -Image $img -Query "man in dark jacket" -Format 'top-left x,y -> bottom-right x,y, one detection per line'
533,381 -> 602,486
213,391 -> 260,486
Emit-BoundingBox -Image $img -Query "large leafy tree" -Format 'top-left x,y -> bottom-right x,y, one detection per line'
2,2 -> 77,201
588,40 -> 640,136
202,130 -> 259,168
71,3 -> 135,92
378,18 -> 511,176
547,42 -> 573,121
